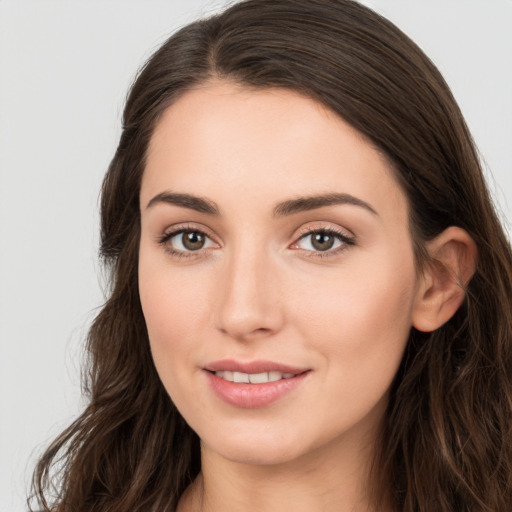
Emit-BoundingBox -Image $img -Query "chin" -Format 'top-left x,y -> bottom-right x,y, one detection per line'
198,422 -> 309,466
206,442 -> 303,467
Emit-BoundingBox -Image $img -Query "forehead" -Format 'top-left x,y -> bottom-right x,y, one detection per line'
142,81 -> 407,224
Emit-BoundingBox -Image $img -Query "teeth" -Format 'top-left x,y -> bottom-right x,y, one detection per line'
233,371 -> 250,383
249,372 -> 269,384
214,370 -> 296,383
268,371 -> 281,382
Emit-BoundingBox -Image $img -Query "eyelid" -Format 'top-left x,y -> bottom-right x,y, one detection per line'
156,221 -> 355,260
157,223 -> 221,258
159,222 -> 217,240
289,224 -> 355,257
295,223 -> 354,239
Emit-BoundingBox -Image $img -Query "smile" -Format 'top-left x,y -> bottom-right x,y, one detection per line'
213,370 -> 296,383
204,361 -> 311,408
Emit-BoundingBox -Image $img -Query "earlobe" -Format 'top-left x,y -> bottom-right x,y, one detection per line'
412,227 -> 478,333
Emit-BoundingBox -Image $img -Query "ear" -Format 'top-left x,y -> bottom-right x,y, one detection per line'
412,226 -> 478,333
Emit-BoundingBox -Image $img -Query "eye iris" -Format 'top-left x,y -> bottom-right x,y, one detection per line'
182,231 -> 205,250
311,232 -> 335,251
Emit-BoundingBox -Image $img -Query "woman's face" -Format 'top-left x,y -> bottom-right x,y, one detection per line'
139,81 -> 421,466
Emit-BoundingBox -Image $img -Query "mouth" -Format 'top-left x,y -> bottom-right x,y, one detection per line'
209,370 -> 297,384
204,359 -> 309,381
203,360 -> 311,408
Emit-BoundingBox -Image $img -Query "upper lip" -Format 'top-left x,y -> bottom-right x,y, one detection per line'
204,359 -> 309,375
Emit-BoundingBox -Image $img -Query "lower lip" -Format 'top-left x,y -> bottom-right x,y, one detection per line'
205,371 -> 310,409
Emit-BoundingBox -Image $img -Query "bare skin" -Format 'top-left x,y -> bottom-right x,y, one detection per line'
139,81 -> 477,512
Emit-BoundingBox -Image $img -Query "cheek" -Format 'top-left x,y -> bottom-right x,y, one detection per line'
138,251 -> 213,387
288,253 -> 417,436
289,248 -> 417,377
141,278 -> 208,340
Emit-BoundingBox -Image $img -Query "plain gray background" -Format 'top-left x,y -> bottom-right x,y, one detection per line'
1,1 -> 511,510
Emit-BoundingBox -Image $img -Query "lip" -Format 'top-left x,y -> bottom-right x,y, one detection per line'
204,359 -> 309,375
203,359 -> 311,409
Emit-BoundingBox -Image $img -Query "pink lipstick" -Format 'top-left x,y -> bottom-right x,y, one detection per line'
204,359 -> 310,408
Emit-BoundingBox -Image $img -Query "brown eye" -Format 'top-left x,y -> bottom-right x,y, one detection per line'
311,232 -> 335,251
181,231 -> 206,250
294,229 -> 354,254
164,229 -> 216,253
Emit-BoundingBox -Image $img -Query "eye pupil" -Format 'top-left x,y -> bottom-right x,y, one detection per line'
182,231 -> 205,250
311,232 -> 335,251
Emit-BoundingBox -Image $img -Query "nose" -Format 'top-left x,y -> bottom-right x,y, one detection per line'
214,247 -> 284,341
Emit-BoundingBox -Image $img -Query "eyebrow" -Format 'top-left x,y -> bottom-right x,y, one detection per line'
146,192 -> 219,214
145,191 -> 377,217
272,193 -> 378,217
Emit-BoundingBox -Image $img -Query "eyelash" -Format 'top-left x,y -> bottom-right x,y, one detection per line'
158,225 -> 355,260
292,227 -> 355,259
158,225 -> 217,260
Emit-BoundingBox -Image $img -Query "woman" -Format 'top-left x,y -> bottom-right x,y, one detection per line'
30,0 -> 512,511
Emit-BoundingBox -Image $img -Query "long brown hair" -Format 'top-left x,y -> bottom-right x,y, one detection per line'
30,1 -> 512,510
